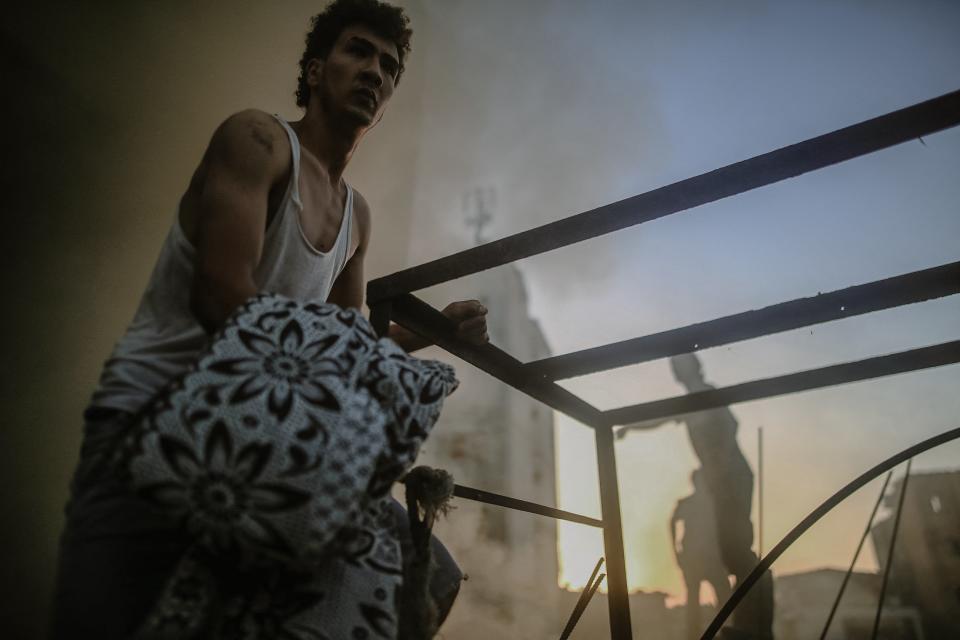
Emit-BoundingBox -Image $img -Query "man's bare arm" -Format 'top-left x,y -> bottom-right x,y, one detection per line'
387,300 -> 488,353
187,110 -> 288,333
327,192 -> 489,353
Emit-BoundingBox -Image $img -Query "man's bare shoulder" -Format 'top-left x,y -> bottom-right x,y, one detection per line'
207,109 -> 290,171
179,110 -> 291,241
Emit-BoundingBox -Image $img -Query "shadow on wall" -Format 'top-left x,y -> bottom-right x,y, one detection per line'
1,23 -> 121,639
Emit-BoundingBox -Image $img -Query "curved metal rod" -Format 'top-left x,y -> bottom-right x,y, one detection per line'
700,425 -> 960,640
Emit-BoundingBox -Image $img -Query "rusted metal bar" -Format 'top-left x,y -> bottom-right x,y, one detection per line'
701,427 -> 960,640
453,484 -> 603,528
605,340 -> 960,425
389,293 -> 606,428
368,90 -> 960,303
871,460 -> 912,640
525,261 -> 960,381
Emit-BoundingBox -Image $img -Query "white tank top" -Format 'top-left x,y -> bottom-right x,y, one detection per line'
90,115 -> 355,412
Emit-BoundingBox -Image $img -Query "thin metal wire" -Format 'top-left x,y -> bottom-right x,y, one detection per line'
559,558 -> 606,640
870,460 -> 912,639
819,471 -> 893,640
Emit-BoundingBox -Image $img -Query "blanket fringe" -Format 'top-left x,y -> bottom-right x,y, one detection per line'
397,466 -> 455,640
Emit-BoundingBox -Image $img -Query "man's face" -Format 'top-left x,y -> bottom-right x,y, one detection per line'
308,25 -> 400,127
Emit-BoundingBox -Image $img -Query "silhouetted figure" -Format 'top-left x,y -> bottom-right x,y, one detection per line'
672,469 -> 733,640
617,354 -> 774,639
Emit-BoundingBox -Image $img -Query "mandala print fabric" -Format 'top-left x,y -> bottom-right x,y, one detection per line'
116,294 -> 458,639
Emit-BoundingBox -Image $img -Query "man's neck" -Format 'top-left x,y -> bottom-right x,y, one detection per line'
290,108 -> 364,186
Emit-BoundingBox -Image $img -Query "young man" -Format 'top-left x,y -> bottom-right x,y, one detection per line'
52,1 -> 485,636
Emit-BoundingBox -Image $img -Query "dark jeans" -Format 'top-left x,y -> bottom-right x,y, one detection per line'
50,408 -> 462,639
50,408 -> 190,639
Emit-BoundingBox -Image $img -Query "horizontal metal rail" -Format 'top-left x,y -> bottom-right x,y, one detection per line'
368,90 -> 960,303
524,261 -> 960,381
390,293 -> 606,428
454,484 -> 604,528
700,425 -> 960,640
389,293 -> 960,429
605,340 -> 960,425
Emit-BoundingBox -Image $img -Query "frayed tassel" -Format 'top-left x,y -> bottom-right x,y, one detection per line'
398,466 -> 455,640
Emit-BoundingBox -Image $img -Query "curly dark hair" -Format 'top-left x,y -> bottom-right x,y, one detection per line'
296,0 -> 413,108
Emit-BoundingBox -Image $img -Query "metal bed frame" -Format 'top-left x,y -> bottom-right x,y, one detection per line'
367,90 -> 960,639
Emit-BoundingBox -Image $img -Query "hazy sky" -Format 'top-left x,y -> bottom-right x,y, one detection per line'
400,0 -> 960,600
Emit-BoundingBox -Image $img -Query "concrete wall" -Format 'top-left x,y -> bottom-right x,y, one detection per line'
415,264 -> 562,638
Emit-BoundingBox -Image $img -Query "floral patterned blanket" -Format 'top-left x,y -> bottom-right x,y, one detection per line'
109,294 -> 458,639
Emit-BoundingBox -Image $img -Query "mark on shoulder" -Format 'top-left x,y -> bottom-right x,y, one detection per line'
220,108 -> 285,158
204,109 -> 292,195
249,118 -> 276,154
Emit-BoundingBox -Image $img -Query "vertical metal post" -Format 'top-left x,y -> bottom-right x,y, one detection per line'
870,459 -> 912,640
369,299 -> 393,338
594,423 -> 633,639
758,426 -> 764,558
756,427 -> 765,640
